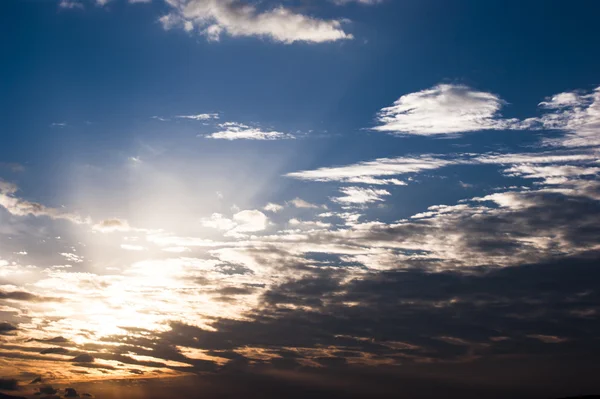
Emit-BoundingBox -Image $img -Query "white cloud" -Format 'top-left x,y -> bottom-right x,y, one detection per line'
229,209 -> 269,234
60,252 -> 84,263
287,155 -> 456,183
160,0 -> 353,43
332,187 -> 391,204
176,113 -> 219,120
264,203 -> 284,213
287,198 -> 322,209
121,244 -> 146,251
0,180 -> 86,224
201,213 -> 237,231
92,218 -> 132,233
201,210 -> 269,236
373,84 -> 528,136
537,86 -> 600,147
205,122 -> 293,140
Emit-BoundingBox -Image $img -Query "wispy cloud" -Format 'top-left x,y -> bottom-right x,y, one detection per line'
176,113 -> 219,121
286,155 -> 456,183
204,122 -> 294,140
58,0 -> 83,9
332,187 -> 391,204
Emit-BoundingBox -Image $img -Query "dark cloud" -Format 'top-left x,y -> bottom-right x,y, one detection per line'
29,377 -> 42,384
0,291 -> 62,303
35,337 -> 70,344
70,354 -> 94,363
0,291 -> 40,302
0,393 -> 27,399
0,323 -> 17,335
0,379 -> 18,391
40,348 -> 70,355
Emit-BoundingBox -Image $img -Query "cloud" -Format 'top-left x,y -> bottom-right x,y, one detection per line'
205,122 -> 294,140
537,86 -> 600,147
264,203 -> 284,213
332,187 -> 391,204
0,290 -> 47,302
160,0 -> 353,43
287,198 -> 322,209
120,244 -> 146,251
229,210 -> 269,234
71,354 -> 95,363
59,0 -> 83,9
201,213 -> 238,231
176,113 -> 219,121
201,210 -> 269,236
91,218 -> 131,233
372,84 -> 529,136
0,378 -> 19,391
332,0 -> 383,4
0,322 -> 18,335
60,252 -> 83,263
287,155 -> 456,183
0,180 -> 86,224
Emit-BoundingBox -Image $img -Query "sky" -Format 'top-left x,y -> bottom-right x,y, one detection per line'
1,0 -> 600,398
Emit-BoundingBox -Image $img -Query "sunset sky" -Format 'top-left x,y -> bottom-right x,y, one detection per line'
2,1 -> 600,398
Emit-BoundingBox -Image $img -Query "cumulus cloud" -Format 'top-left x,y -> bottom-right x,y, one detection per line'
372,84 -> 530,136
229,209 -> 269,234
159,0 -> 353,43
201,213 -> 238,231
204,122 -> 293,140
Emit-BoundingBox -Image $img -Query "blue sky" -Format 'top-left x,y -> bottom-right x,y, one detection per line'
2,1 -> 600,398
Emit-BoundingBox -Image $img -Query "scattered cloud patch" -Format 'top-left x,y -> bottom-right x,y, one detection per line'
92,218 -> 131,233
205,122 -> 293,140
264,203 -> 284,213
159,0 -> 353,43
332,187 -> 391,204
176,113 -> 219,121
372,84 -> 529,136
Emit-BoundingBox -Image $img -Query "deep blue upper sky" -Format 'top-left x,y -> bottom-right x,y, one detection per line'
2,0 -> 600,216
